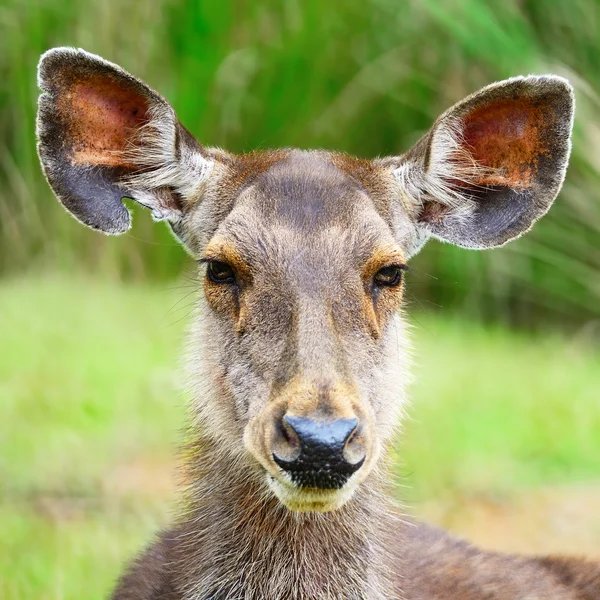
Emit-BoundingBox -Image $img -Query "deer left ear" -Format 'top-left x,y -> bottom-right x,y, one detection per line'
389,76 -> 574,252
36,47 -> 214,236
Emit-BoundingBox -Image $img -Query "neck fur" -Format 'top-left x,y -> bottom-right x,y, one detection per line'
173,438 -> 403,600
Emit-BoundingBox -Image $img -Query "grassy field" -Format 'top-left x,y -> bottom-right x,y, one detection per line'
1,276 -> 599,599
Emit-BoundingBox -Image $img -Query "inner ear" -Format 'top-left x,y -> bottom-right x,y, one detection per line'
417,95 -> 552,227
61,75 -> 151,168
460,97 -> 551,190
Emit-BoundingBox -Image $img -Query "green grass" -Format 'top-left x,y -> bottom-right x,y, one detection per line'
0,277 -> 186,599
1,277 -> 599,599
0,277 -> 186,496
1,0 -> 600,323
403,318 -> 600,499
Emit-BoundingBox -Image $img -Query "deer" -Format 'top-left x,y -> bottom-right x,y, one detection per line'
36,47 -> 600,600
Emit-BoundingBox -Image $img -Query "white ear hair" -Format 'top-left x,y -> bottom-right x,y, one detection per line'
393,117 -> 496,219
121,103 -> 214,223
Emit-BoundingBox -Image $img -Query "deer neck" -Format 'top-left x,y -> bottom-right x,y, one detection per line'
175,440 -> 402,600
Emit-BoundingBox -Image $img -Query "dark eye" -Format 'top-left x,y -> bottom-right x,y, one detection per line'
207,260 -> 236,284
374,265 -> 404,287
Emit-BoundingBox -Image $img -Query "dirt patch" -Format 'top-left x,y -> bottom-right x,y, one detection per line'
32,495 -> 99,521
102,457 -> 178,499
23,458 -> 178,523
414,484 -> 600,558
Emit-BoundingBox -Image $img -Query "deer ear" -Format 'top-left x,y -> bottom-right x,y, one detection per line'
390,76 -> 574,252
36,47 -> 213,234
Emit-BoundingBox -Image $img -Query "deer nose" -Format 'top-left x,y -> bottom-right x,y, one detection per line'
272,415 -> 365,489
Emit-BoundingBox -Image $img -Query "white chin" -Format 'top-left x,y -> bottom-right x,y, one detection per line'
268,477 -> 356,513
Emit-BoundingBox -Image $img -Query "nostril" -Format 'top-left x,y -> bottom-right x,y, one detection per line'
281,417 -> 301,449
272,416 -> 302,464
343,423 -> 366,466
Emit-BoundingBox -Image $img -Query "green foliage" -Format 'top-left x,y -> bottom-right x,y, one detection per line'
1,0 -> 599,324
1,278 -> 599,598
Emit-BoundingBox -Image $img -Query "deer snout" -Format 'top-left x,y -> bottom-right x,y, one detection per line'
272,415 -> 366,489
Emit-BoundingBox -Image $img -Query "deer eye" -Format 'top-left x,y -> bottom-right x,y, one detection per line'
207,260 -> 236,284
373,265 -> 404,287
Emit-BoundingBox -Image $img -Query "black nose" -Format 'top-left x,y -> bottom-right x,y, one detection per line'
272,416 -> 365,489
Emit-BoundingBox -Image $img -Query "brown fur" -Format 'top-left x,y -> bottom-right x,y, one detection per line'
35,48 -> 599,600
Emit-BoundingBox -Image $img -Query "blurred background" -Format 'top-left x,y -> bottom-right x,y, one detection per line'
0,1 -> 599,598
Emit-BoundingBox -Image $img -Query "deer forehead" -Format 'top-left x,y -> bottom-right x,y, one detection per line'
201,150 -> 405,273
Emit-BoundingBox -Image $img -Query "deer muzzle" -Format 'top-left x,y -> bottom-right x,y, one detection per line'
244,379 -> 378,512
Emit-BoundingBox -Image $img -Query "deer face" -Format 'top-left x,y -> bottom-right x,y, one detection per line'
36,48 -> 574,512
194,152 -> 412,511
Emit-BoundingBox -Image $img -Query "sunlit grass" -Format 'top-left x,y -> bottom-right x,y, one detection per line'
1,277 -> 599,598
403,317 -> 600,499
0,276 -> 186,496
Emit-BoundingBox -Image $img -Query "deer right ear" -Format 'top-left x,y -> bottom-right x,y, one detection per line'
387,75 -> 574,255
36,47 -> 214,235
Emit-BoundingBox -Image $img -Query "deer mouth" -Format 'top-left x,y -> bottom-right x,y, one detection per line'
266,474 -> 358,513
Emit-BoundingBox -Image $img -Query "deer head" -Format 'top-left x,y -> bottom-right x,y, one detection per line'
37,48 -> 574,513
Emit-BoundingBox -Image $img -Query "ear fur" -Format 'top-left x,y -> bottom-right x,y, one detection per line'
36,47 -> 213,234
391,76 -> 575,251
